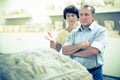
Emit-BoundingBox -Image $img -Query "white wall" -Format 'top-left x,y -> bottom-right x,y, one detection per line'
0,33 -> 50,53
103,37 -> 120,77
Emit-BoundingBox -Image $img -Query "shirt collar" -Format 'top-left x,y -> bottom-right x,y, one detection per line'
78,21 -> 96,32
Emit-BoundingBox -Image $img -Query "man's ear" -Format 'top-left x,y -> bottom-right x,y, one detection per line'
93,14 -> 95,19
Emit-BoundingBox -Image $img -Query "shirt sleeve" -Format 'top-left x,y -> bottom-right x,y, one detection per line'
91,29 -> 108,53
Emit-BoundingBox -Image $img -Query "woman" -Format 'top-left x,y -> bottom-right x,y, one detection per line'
45,5 -> 79,52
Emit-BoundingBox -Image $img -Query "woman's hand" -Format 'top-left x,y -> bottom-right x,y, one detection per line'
45,32 -> 54,42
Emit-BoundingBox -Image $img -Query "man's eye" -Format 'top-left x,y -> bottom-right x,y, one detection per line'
80,14 -> 83,16
85,14 -> 89,16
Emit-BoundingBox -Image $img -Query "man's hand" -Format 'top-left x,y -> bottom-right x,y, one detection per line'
79,41 -> 90,49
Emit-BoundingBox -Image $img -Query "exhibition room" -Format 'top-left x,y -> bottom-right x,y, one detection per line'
0,0 -> 120,80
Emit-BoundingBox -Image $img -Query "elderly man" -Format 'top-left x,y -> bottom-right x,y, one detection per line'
62,4 -> 108,80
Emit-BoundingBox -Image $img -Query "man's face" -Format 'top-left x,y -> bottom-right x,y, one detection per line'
79,7 -> 95,28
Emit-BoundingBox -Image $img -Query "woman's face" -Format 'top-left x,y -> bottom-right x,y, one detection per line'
66,13 -> 78,26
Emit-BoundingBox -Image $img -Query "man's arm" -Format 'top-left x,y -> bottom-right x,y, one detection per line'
62,41 -> 90,56
73,46 -> 100,57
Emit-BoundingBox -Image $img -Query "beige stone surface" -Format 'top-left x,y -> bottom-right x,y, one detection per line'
0,48 -> 93,80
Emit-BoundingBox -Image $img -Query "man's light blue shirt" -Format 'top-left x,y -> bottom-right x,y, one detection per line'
63,21 -> 108,69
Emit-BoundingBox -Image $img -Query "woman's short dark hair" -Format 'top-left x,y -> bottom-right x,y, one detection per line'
63,5 -> 79,19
